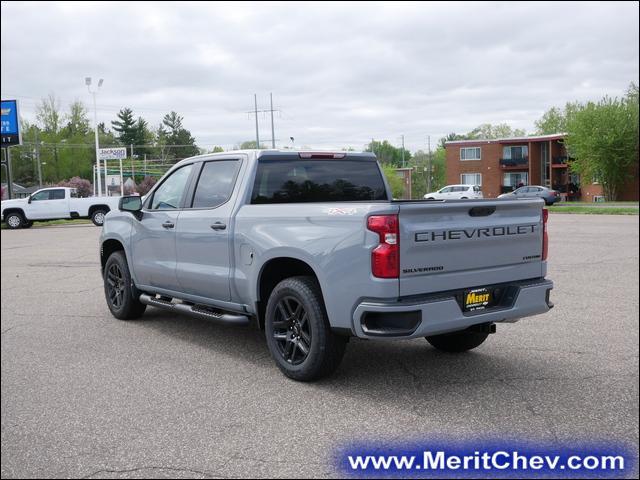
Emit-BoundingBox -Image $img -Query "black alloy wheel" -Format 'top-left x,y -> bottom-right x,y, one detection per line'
106,262 -> 125,309
271,296 -> 312,365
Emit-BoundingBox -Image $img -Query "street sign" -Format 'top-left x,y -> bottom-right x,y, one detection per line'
1,99 -> 22,147
99,147 -> 127,161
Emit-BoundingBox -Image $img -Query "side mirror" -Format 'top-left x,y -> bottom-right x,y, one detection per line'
28,195 -> 32,204
119,195 -> 143,219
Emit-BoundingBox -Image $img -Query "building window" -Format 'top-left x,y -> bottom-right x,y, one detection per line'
460,147 -> 481,161
502,145 -> 528,160
461,173 -> 482,185
503,172 -> 528,188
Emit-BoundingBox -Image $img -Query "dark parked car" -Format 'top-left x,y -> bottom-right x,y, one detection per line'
498,185 -> 560,205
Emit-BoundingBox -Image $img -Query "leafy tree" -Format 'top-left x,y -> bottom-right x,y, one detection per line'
381,164 -> 405,199
466,123 -> 526,140
57,176 -> 93,197
565,88 -> 639,200
136,176 -> 157,196
365,140 -> 411,167
111,108 -> 138,147
439,132 -> 466,149
209,146 -> 225,153
535,107 -> 567,134
63,101 -> 90,137
411,147 -> 447,197
534,103 -> 581,135
237,140 -> 266,149
159,111 -> 199,159
36,94 -> 62,134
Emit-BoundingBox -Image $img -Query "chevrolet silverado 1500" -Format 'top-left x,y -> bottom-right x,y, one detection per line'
100,150 -> 553,381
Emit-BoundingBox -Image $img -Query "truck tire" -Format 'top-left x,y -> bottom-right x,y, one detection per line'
265,276 -> 347,381
103,251 -> 146,320
426,329 -> 489,352
91,209 -> 107,226
5,212 -> 25,229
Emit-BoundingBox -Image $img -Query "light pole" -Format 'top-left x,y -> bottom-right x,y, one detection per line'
86,77 -> 104,196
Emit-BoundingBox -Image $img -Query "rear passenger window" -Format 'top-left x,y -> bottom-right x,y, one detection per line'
191,160 -> 240,209
251,159 -> 387,203
50,189 -> 66,200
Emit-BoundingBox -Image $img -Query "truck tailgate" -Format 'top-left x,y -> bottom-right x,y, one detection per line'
398,199 -> 545,296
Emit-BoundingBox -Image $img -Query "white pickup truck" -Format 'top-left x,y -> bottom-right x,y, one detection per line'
1,187 -> 121,229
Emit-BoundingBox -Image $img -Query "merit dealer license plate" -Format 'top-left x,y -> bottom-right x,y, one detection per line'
463,287 -> 493,312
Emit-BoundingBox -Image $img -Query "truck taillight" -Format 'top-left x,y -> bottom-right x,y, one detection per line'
542,208 -> 549,260
367,214 -> 399,278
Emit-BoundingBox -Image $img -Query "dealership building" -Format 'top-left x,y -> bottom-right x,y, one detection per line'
445,133 -> 639,201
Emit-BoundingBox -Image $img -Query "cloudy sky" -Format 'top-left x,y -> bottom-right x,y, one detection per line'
1,1 -> 638,152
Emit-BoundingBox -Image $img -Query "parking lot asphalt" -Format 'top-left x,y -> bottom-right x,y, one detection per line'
1,214 -> 638,478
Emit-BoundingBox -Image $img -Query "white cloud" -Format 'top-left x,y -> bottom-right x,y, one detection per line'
1,1 -> 638,152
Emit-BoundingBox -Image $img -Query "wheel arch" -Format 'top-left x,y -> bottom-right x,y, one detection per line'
100,238 -> 125,271
89,204 -> 111,217
255,256 -> 325,330
3,208 -> 26,220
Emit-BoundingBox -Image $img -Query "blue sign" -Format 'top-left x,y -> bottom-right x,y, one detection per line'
1,99 -> 22,146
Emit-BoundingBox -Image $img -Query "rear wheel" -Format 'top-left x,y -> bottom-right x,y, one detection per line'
103,251 -> 146,320
265,276 -> 347,381
5,212 -> 25,229
91,209 -> 107,226
426,329 -> 489,352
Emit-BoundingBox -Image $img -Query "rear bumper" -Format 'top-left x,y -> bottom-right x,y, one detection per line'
352,278 -> 553,339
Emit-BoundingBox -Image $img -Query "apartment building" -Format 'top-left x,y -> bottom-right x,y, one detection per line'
445,133 -> 639,201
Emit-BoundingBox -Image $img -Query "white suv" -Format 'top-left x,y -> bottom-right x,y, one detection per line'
423,184 -> 483,200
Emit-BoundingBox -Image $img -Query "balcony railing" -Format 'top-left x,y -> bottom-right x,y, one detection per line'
499,157 -> 528,168
552,156 -> 569,165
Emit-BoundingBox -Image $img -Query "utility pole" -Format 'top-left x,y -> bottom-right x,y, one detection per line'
248,94 -> 280,149
270,93 -> 276,149
427,135 -> 432,193
254,93 -> 260,148
401,135 -> 405,168
86,77 -> 104,196
35,129 -> 42,188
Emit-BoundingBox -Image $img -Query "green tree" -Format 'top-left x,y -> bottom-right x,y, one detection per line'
365,140 -> 411,167
237,140 -> 266,149
209,146 -> 225,153
381,164 -> 405,199
111,108 -> 138,146
565,88 -> 639,200
411,147 -> 447,198
535,107 -> 567,134
62,101 -> 90,137
467,123 -> 526,139
159,111 -> 199,159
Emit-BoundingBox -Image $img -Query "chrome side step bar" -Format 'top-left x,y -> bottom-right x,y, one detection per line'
139,294 -> 250,326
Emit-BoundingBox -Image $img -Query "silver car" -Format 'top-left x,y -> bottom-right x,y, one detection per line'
498,186 -> 560,206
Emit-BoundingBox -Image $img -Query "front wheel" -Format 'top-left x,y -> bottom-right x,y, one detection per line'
91,209 -> 107,226
265,276 -> 347,381
5,212 -> 25,229
426,329 -> 489,352
103,251 -> 146,320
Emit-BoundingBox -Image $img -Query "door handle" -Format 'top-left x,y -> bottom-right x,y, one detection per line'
162,221 -> 175,229
210,222 -> 227,231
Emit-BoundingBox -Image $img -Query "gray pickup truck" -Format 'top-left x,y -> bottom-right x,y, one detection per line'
100,150 -> 553,381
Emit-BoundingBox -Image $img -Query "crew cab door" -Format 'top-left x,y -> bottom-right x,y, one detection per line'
130,164 -> 194,291
175,158 -> 242,301
26,188 -> 69,219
